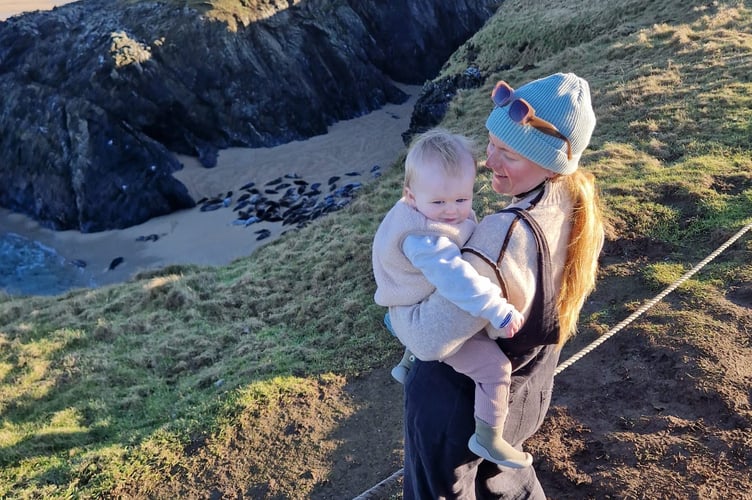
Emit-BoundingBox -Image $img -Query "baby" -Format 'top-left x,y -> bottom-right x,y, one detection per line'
372,128 -> 532,468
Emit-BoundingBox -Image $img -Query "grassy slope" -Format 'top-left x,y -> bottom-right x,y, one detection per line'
1,0 -> 751,497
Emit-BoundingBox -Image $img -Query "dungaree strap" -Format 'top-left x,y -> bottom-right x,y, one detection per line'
495,206 -> 561,361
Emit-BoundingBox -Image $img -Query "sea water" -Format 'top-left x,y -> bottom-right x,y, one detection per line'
0,232 -> 92,296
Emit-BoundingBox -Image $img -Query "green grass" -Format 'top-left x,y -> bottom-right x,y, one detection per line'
2,0 -> 752,496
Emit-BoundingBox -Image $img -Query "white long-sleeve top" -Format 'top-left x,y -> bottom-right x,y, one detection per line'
402,234 -> 514,330
372,199 -> 515,342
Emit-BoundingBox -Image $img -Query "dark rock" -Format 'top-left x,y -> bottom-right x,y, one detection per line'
197,143 -> 219,169
402,66 -> 486,145
0,0 -> 499,232
345,1 -> 500,84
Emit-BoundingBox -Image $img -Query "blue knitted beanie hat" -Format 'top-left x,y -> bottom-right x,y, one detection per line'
485,73 -> 596,175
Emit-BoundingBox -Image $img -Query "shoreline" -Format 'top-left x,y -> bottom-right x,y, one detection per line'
1,86 -> 418,292
0,0 -> 72,20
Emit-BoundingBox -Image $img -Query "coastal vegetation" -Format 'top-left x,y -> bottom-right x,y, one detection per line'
1,0 -> 751,497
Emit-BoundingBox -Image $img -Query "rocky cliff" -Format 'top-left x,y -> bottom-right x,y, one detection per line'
0,0 -> 500,232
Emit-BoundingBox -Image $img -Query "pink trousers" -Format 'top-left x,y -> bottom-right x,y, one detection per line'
443,333 -> 512,426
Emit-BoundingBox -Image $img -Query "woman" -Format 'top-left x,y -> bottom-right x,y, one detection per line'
388,72 -> 605,498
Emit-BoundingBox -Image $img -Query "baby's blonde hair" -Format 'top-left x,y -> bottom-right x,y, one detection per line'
404,128 -> 477,189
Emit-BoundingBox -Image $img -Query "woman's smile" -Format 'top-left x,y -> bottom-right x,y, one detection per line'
486,135 -> 550,196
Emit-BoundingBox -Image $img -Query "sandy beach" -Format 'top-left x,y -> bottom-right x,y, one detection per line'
0,0 -> 72,20
1,87 -> 418,289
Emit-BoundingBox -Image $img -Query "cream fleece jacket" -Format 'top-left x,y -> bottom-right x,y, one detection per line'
372,198 -> 518,333
389,180 -> 574,361
372,198 -> 476,306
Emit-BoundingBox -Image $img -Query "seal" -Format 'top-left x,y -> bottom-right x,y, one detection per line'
108,257 -> 124,271
255,229 -> 272,240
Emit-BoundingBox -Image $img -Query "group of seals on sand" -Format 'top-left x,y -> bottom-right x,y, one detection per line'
82,166 -> 382,277
195,165 -> 382,240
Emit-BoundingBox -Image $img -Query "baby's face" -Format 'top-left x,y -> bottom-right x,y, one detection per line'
405,156 -> 476,225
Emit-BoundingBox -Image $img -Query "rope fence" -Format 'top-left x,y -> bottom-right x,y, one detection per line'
353,221 -> 752,499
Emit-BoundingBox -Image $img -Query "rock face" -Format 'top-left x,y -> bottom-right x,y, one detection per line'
402,67 -> 485,145
0,0 -> 500,232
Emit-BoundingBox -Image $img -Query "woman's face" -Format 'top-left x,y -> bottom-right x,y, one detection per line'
485,133 -> 552,196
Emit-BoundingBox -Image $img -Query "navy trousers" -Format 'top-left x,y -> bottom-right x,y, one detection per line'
402,345 -> 559,499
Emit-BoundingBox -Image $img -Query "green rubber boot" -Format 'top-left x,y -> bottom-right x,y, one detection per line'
468,418 -> 533,468
390,349 -> 415,384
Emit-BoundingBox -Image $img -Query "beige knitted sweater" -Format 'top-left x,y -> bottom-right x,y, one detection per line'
372,198 -> 476,306
388,180 -> 574,361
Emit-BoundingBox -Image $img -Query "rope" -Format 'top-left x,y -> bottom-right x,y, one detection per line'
556,220 -> 752,375
351,467 -> 405,500
353,221 -> 752,499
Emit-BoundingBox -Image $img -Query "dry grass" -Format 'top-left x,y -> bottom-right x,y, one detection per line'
1,0 -> 751,497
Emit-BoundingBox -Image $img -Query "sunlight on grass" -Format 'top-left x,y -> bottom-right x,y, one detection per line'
142,274 -> 182,291
42,408 -> 88,436
1,0 -> 751,496
642,262 -> 726,299
0,361 -> 11,380
185,0 -> 303,30
0,421 -> 23,448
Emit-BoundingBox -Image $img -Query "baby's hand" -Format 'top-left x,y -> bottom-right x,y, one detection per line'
504,309 -> 525,337
487,309 -> 524,339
